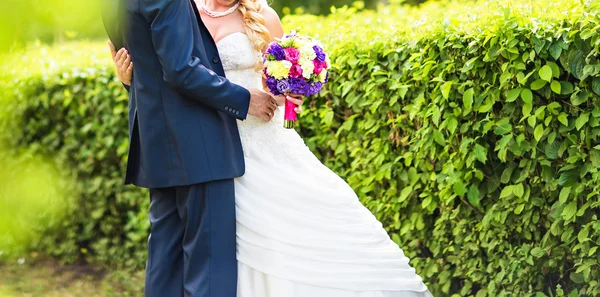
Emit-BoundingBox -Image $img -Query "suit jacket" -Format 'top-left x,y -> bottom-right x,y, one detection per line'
103,0 -> 250,188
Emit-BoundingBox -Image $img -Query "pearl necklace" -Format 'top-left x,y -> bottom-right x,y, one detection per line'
199,0 -> 240,18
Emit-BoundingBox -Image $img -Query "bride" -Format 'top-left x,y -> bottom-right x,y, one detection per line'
110,0 -> 433,296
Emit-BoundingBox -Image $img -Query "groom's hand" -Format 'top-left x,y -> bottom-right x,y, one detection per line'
248,88 -> 278,122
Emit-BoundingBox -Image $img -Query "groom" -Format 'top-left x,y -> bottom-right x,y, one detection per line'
101,0 -> 278,296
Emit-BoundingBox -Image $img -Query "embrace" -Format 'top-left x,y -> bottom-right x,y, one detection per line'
103,0 -> 433,296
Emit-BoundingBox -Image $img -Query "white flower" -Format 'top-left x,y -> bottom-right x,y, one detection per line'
293,37 -> 307,49
318,70 -> 328,83
301,45 -> 317,61
299,58 -> 314,79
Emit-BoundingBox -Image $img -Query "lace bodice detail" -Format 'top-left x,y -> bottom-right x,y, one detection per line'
218,33 -> 317,167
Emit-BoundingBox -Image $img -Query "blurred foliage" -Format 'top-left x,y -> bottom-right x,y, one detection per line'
0,42 -> 149,267
1,0 -> 600,296
269,0 -> 426,15
0,146 -> 76,259
0,0 -> 427,51
0,0 -> 104,52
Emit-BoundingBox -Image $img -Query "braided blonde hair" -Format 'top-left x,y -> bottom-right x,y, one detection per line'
237,0 -> 272,68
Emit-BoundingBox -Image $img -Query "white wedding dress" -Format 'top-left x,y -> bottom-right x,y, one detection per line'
217,32 -> 433,297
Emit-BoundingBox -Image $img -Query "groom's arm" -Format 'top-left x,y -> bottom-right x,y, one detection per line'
139,0 -> 250,120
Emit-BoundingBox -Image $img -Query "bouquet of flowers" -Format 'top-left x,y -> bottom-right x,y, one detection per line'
263,31 -> 330,129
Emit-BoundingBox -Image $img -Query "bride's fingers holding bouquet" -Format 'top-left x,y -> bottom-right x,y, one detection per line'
274,94 -> 304,113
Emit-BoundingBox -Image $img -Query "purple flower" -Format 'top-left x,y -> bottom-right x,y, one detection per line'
289,78 -> 308,96
277,79 -> 291,94
310,82 -> 323,96
267,43 -> 285,60
313,45 -> 326,62
266,76 -> 281,95
325,72 -> 329,83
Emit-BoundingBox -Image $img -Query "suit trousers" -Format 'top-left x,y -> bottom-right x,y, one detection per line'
144,179 -> 237,297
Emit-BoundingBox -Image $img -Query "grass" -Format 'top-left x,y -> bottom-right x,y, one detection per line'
0,259 -> 144,297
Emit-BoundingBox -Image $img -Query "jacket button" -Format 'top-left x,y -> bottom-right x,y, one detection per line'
212,57 -> 220,64
235,111 -> 240,115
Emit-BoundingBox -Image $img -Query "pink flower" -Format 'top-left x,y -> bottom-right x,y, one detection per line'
313,59 -> 328,75
284,47 -> 301,64
289,64 -> 303,78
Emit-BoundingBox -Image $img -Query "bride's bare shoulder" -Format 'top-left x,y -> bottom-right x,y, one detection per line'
259,2 -> 284,39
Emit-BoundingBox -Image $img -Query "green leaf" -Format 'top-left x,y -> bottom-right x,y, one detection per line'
534,125 -> 544,142
531,247 -> 546,258
520,88 -> 533,104
549,43 -> 562,60
560,81 -> 574,95
442,81 -> 453,99
559,170 -> 579,187
593,78 -> 600,95
522,103 -> 532,116
399,186 -> 413,203
432,129 -> 445,146
571,91 -> 589,106
591,149 -> 600,167
568,50 -> 585,79
547,61 -> 560,77
467,185 -> 480,207
574,34 -> 592,54
527,115 -> 536,128
453,180 -> 467,196
575,113 -> 589,130
561,201 -> 577,221
463,88 -> 474,109
530,79 -> 547,90
557,113 -> 568,126
501,164 -> 516,183
494,118 -> 512,135
559,187 -> 571,204
474,144 -> 487,164
539,65 -> 553,82
551,81 -> 561,94
447,117 -> 458,134
500,185 -> 514,198
505,88 -> 521,102
578,227 -> 589,243
544,141 -> 559,159
513,184 -> 524,197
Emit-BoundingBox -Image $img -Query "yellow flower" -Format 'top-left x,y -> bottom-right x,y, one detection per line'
266,60 -> 292,79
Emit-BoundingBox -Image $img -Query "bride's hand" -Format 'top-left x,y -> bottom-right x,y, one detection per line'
275,93 -> 304,114
109,41 -> 134,86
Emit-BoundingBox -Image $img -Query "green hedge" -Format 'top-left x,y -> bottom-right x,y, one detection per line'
0,43 -> 149,268
1,0 -> 600,296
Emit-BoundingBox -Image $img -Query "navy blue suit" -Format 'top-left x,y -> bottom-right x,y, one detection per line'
102,0 -> 247,296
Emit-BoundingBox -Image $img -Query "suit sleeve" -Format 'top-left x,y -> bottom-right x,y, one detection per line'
140,0 -> 250,120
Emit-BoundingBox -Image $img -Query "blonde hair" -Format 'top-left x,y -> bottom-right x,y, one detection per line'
237,0 -> 272,68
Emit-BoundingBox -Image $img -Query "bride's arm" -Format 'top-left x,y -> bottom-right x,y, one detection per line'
260,2 -> 284,95
261,4 -> 284,41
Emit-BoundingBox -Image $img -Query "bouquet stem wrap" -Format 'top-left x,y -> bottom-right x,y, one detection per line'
284,98 -> 298,129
